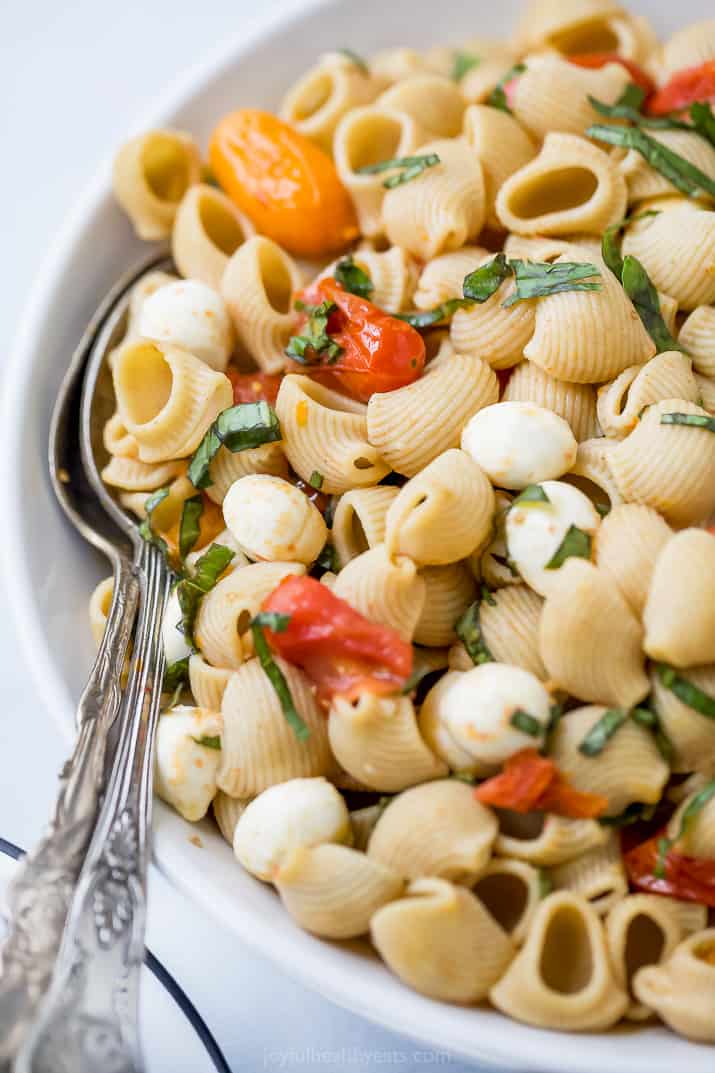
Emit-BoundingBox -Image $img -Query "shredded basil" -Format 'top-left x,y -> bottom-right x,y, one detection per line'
690,101 -> 715,148
323,495 -> 337,530
286,299 -> 343,364
334,256 -> 374,298
356,153 -> 441,188
138,486 -> 171,559
251,613 -> 309,741
510,710 -> 544,737
599,802 -> 656,828
337,48 -> 369,74
588,82 -> 648,122
587,122 -> 715,199
655,779 -> 715,878
191,734 -> 221,750
395,297 -> 474,329
578,708 -> 629,756
314,541 -> 339,573
545,525 -> 592,570
179,494 -> 203,561
487,62 -> 526,113
188,401 -> 282,489
455,601 -> 493,666
451,51 -> 481,82
463,253 -> 512,302
163,656 -> 190,693
621,256 -> 686,355
309,470 -> 324,490
657,664 -> 715,719
480,583 -> 497,607
175,543 -> 235,644
512,484 -> 550,508
503,260 -> 601,307
602,224 -> 625,280
660,411 -> 715,433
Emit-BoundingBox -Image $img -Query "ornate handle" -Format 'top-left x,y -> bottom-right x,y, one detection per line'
0,555 -> 139,1066
14,540 -> 170,1073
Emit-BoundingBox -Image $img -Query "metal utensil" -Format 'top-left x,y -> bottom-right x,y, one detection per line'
1,250 -> 174,1073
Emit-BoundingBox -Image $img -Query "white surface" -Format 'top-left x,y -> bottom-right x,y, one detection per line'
0,2 -> 470,1070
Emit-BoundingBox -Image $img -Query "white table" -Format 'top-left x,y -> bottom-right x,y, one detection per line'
0,3 -> 482,1069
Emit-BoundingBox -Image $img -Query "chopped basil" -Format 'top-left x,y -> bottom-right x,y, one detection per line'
250,616 -> 309,740
660,411 -> 715,433
545,525 -> 592,570
599,802 -> 656,828
545,703 -> 563,748
538,869 -> 552,898
462,253 -> 512,302
588,82 -> 648,122
395,297 -> 474,329
657,664 -> 715,719
690,101 -> 715,148
504,260 -> 601,307
578,708 -> 628,756
286,299 -> 343,364
655,779 -> 715,877
630,705 -> 674,764
163,656 -> 190,692
451,51 -> 481,82
188,401 -> 282,489
510,709 -> 544,737
253,611 -> 291,634
138,486 -> 171,561
601,225 -> 625,281
356,153 -> 441,188
309,470 -> 324,490
191,734 -> 221,750
480,583 -> 497,607
487,62 -> 526,113
587,122 -> 715,199
621,256 -> 686,355
323,495 -> 337,529
337,48 -> 369,74
179,494 -> 203,560
334,256 -> 374,298
314,541 -> 339,573
175,543 -> 235,643
512,484 -> 550,508
455,601 -> 493,666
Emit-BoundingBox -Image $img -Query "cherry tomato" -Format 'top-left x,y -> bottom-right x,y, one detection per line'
260,575 -> 413,702
226,367 -> 283,406
568,53 -> 656,95
291,278 -> 425,403
624,829 -> 715,907
646,60 -> 715,115
474,748 -> 608,819
209,110 -> 358,258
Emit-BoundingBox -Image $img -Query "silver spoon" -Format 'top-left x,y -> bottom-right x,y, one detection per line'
0,249 -> 174,1073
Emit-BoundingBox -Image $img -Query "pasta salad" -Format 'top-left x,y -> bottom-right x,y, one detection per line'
94,0 -> 715,1042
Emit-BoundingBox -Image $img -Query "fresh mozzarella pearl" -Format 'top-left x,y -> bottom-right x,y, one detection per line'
440,664 -> 552,765
506,479 -> 599,597
162,587 -> 193,665
223,475 -> 327,564
234,777 -> 352,881
138,279 -> 234,371
461,402 -> 577,490
155,706 -> 222,822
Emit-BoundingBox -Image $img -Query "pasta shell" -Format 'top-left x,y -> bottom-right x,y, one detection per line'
516,0 -> 623,53
550,834 -> 628,916
212,790 -> 252,845
204,442 -> 289,505
450,271 -> 536,371
371,877 -> 514,1002
100,455 -> 185,491
472,859 -> 542,946
512,54 -> 630,142
172,183 -> 255,291
89,576 -> 114,647
188,654 -> 233,712
696,372 -> 715,413
594,504 -> 672,617
662,18 -> 715,74
103,412 -> 139,459
566,436 -> 624,513
413,562 -> 476,647
633,929 -> 715,1043
331,545 -> 426,641
331,486 -> 399,567
327,692 -> 447,792
539,560 -> 650,709
605,894 -> 683,1020
367,354 -> 498,476
489,892 -> 629,1030
502,361 -> 599,442
678,305 -> 715,379
347,245 -> 418,313
622,205 -> 715,311
377,75 -> 466,139
597,352 -> 698,440
280,52 -> 379,153
218,658 -> 332,797
112,129 -> 201,240
275,844 -> 403,939
413,246 -> 488,309
463,105 -> 536,228
495,810 -> 609,867
350,803 -> 385,852
650,662 -> 715,774
480,585 -> 547,681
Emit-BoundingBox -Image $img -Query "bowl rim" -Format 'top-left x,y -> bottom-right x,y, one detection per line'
3,3 -> 715,1070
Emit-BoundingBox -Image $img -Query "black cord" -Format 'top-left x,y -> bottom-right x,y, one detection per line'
0,836 -> 232,1073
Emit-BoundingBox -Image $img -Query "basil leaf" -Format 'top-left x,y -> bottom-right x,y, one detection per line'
510,710 -> 544,737
545,525 -> 592,570
602,225 -> 624,280
189,402 -> 282,489
451,51 -> 481,82
286,300 -> 343,364
323,495 -> 337,530
587,123 -> 715,198
480,583 -> 497,607
578,708 -> 628,756
462,253 -> 512,302
487,62 -> 526,113
337,48 -> 369,74
512,484 -> 550,507
589,82 -> 646,119
176,543 -> 235,644
176,582 -> 202,646
334,256 -> 374,298
138,486 -> 171,560
356,153 -> 441,188
599,802 -> 656,828
395,297 -> 474,329
191,734 -> 221,750
309,470 -> 324,490
655,778 -> 715,877
660,411 -> 715,433
315,541 -> 339,573
621,256 -> 686,355
253,611 -> 291,633
690,101 -> 715,148
503,260 -> 601,307
179,494 -> 203,560
251,618 -> 310,740
455,601 -> 493,665
163,656 -> 190,692
657,664 -> 715,718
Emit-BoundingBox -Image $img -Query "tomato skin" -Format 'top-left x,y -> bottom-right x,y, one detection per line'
209,110 -> 359,258
624,830 -> 715,906
261,575 -> 413,701
646,60 -> 715,115
474,748 -> 608,819
292,279 -> 426,403
226,367 -> 283,406
569,53 -> 655,95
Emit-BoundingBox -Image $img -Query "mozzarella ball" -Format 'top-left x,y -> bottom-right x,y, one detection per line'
223,475 -> 327,564
461,402 -> 577,490
162,587 -> 193,665
138,279 -> 234,371
234,777 -> 352,881
155,706 -> 222,822
506,479 -> 600,597
440,664 -> 552,765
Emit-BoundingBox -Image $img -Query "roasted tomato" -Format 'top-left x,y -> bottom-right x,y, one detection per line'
209,110 -> 358,257
474,748 -> 608,819
226,367 -> 283,406
624,829 -> 715,907
260,575 -> 413,701
646,60 -> 715,115
569,53 -> 655,95
289,278 -> 426,403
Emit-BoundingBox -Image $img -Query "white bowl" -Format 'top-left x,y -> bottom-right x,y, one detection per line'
4,2 -> 714,1069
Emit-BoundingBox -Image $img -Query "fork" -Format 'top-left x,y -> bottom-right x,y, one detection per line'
0,250 -> 174,1072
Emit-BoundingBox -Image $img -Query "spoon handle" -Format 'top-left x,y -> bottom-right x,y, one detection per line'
0,555 -> 139,1066
14,539 -> 171,1073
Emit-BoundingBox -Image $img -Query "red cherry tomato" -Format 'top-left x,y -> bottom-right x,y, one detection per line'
226,368 -> 283,406
291,278 -> 426,403
646,60 -> 715,115
568,53 -> 656,95
474,749 -> 608,819
260,575 -> 413,702
624,829 -> 715,907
